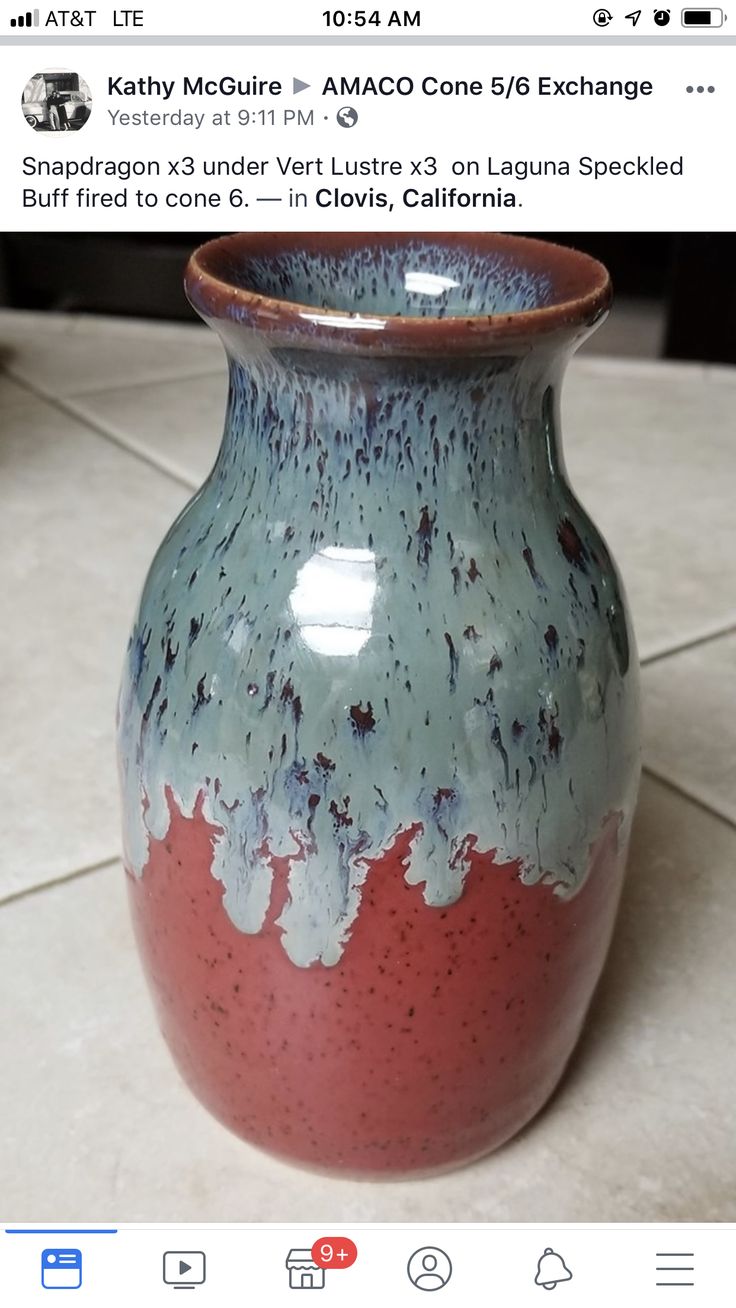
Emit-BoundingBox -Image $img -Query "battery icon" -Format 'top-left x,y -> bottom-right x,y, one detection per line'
681,7 -> 725,22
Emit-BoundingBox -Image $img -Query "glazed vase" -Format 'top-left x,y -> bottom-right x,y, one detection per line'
118,233 -> 641,1177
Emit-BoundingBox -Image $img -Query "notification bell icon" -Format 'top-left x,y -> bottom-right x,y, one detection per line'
534,1248 -> 573,1290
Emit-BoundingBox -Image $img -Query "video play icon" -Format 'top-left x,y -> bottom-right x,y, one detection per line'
163,1251 -> 206,1286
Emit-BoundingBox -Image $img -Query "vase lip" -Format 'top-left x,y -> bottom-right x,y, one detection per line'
185,231 -> 612,356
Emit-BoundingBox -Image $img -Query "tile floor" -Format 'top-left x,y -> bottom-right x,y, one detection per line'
1,309 -> 734,1219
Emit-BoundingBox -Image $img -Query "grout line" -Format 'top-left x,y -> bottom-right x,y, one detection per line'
642,765 -> 736,833
3,364 -> 223,491
5,373 -> 201,492
62,362 -> 225,399
8,361 -> 225,400
59,395 -> 202,491
0,855 -> 120,910
2,317 -> 221,355
640,622 -> 736,668
0,369 -> 40,404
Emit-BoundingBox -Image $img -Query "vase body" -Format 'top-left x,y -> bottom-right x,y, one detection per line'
118,234 -> 641,1177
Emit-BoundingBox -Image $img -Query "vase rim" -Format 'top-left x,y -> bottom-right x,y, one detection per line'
185,231 -> 612,356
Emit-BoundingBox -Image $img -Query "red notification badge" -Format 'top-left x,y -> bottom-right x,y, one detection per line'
311,1236 -> 358,1270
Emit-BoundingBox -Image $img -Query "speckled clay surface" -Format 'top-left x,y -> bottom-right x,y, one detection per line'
118,233 -> 641,1176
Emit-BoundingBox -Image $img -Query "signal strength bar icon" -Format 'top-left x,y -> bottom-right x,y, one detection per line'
10,8 -> 40,25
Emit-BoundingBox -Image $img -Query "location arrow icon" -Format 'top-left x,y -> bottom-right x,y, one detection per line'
625,9 -> 642,21
293,77 -> 310,93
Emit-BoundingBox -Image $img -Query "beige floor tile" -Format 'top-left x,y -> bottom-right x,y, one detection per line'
0,391 -> 190,898
642,632 -> 736,825
0,310 -> 222,398
72,371 -> 227,487
1,776 -> 733,1221
564,359 -> 736,659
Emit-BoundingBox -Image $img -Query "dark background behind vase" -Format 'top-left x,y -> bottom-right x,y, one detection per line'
0,231 -> 733,364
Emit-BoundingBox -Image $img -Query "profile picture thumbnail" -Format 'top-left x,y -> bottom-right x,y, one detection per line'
21,69 -> 92,132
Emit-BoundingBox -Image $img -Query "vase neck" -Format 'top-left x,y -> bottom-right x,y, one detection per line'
212,345 -> 568,531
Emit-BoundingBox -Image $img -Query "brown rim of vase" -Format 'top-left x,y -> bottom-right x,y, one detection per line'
184,232 -> 612,356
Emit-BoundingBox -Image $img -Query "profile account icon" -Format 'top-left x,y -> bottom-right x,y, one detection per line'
407,1246 -> 452,1291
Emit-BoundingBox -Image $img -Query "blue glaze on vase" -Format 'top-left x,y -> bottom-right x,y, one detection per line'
118,235 -> 641,971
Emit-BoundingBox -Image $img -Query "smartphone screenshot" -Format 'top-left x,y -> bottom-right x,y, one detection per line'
0,1 -> 733,1302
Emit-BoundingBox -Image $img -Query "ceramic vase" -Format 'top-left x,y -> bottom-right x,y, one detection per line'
118,233 -> 641,1177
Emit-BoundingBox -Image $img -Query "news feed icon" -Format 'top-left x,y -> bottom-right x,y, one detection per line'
163,1251 -> 206,1288
41,1248 -> 82,1290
